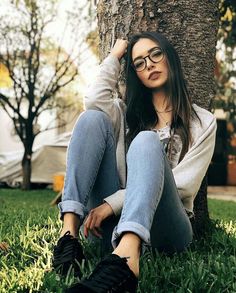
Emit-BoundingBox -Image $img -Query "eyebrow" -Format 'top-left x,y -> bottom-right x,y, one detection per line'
133,46 -> 160,62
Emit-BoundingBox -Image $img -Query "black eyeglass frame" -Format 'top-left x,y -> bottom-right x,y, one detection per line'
132,47 -> 165,72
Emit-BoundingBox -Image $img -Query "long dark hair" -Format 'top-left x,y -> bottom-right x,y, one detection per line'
125,31 -> 198,161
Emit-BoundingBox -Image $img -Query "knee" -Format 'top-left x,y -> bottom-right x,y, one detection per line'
79,109 -> 110,124
134,130 -> 160,143
128,131 -> 162,153
74,110 -> 112,132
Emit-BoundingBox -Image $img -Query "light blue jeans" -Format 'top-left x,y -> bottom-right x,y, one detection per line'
59,110 -> 193,254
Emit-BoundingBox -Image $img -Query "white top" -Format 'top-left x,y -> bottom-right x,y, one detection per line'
151,125 -> 171,149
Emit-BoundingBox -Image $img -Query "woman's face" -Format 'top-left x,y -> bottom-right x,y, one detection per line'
131,38 -> 169,89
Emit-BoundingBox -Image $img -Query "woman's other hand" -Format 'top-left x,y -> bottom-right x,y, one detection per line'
84,202 -> 114,238
109,39 -> 128,60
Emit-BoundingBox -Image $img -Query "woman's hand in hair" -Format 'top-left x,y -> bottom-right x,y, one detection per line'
83,202 -> 114,238
109,39 -> 128,60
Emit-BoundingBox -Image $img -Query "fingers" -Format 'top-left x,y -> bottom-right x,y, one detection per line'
91,227 -> 102,238
83,212 -> 93,238
91,217 -> 103,238
83,203 -> 114,238
83,215 -> 90,238
109,38 -> 128,60
114,39 -> 128,52
83,211 -> 102,239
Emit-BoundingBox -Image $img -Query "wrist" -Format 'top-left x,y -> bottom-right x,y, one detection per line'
103,202 -> 114,216
109,52 -> 122,61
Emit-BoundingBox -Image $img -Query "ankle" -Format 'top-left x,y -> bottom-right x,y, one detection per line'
60,213 -> 80,238
60,228 -> 77,238
112,233 -> 141,277
115,233 -> 141,255
113,252 -> 140,277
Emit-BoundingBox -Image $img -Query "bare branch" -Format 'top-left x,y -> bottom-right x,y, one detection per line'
34,109 -> 79,137
34,62 -> 78,116
0,99 -> 24,142
42,49 -> 75,95
53,19 -> 70,74
0,93 -> 24,120
0,43 -> 28,98
0,99 -> 12,119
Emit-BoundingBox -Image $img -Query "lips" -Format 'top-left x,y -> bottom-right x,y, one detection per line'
149,71 -> 161,80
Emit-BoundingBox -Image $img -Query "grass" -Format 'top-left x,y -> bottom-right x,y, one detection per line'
0,188 -> 235,293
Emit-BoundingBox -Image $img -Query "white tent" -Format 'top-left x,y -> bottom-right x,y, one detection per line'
0,132 -> 71,186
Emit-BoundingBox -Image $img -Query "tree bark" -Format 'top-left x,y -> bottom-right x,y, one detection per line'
21,124 -> 34,190
22,151 -> 32,190
97,0 -> 219,235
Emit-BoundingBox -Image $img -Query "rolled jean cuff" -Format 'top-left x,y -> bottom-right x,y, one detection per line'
111,221 -> 150,248
58,200 -> 85,220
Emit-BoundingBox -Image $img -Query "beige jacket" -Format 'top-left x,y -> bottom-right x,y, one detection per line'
84,54 -> 217,215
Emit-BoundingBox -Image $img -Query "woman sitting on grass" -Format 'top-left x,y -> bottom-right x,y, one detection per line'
52,31 -> 216,293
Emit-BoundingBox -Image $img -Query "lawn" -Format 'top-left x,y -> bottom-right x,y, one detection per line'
0,188 -> 235,293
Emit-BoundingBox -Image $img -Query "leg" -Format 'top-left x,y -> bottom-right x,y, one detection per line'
86,138 -> 121,254
150,154 -> 193,254
66,131 -> 192,293
58,109 -> 120,237
112,131 -> 192,274
53,110 -> 120,275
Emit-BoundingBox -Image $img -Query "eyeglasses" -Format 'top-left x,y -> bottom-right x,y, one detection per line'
132,47 -> 164,72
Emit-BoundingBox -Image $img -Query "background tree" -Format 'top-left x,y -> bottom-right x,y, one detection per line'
96,0 -> 219,234
0,0 -> 89,190
219,0 -> 236,47
215,0 -> 236,119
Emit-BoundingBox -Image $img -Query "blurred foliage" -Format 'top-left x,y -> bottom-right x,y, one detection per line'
0,64 -> 12,88
218,0 -> 236,47
86,30 -> 99,58
214,0 -> 236,121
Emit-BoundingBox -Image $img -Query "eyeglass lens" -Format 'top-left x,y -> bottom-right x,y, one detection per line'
133,47 -> 163,72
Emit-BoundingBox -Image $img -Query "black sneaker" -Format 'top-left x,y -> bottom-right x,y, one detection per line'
65,254 -> 138,293
52,231 -> 85,277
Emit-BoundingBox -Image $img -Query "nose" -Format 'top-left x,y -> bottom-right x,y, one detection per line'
146,56 -> 155,70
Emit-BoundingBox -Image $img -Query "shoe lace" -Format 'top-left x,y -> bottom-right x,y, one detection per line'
53,231 -> 83,264
86,257 -> 132,292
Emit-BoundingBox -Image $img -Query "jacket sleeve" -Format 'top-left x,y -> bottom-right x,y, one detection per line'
104,189 -> 126,216
85,54 -> 126,215
172,115 -> 217,209
84,54 -> 122,136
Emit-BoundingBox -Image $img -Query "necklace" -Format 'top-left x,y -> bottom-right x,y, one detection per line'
154,107 -> 172,127
158,112 -> 171,126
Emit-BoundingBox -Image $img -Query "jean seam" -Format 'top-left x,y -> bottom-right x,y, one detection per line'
83,138 -> 107,207
82,124 -> 117,206
148,148 -> 165,225
63,131 -> 78,199
63,118 -> 114,208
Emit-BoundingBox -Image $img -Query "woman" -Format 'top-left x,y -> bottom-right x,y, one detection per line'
53,32 -> 216,292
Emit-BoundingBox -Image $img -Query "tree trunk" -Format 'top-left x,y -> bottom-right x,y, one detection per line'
97,0 -> 219,235
22,149 -> 32,190
21,125 -> 34,190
